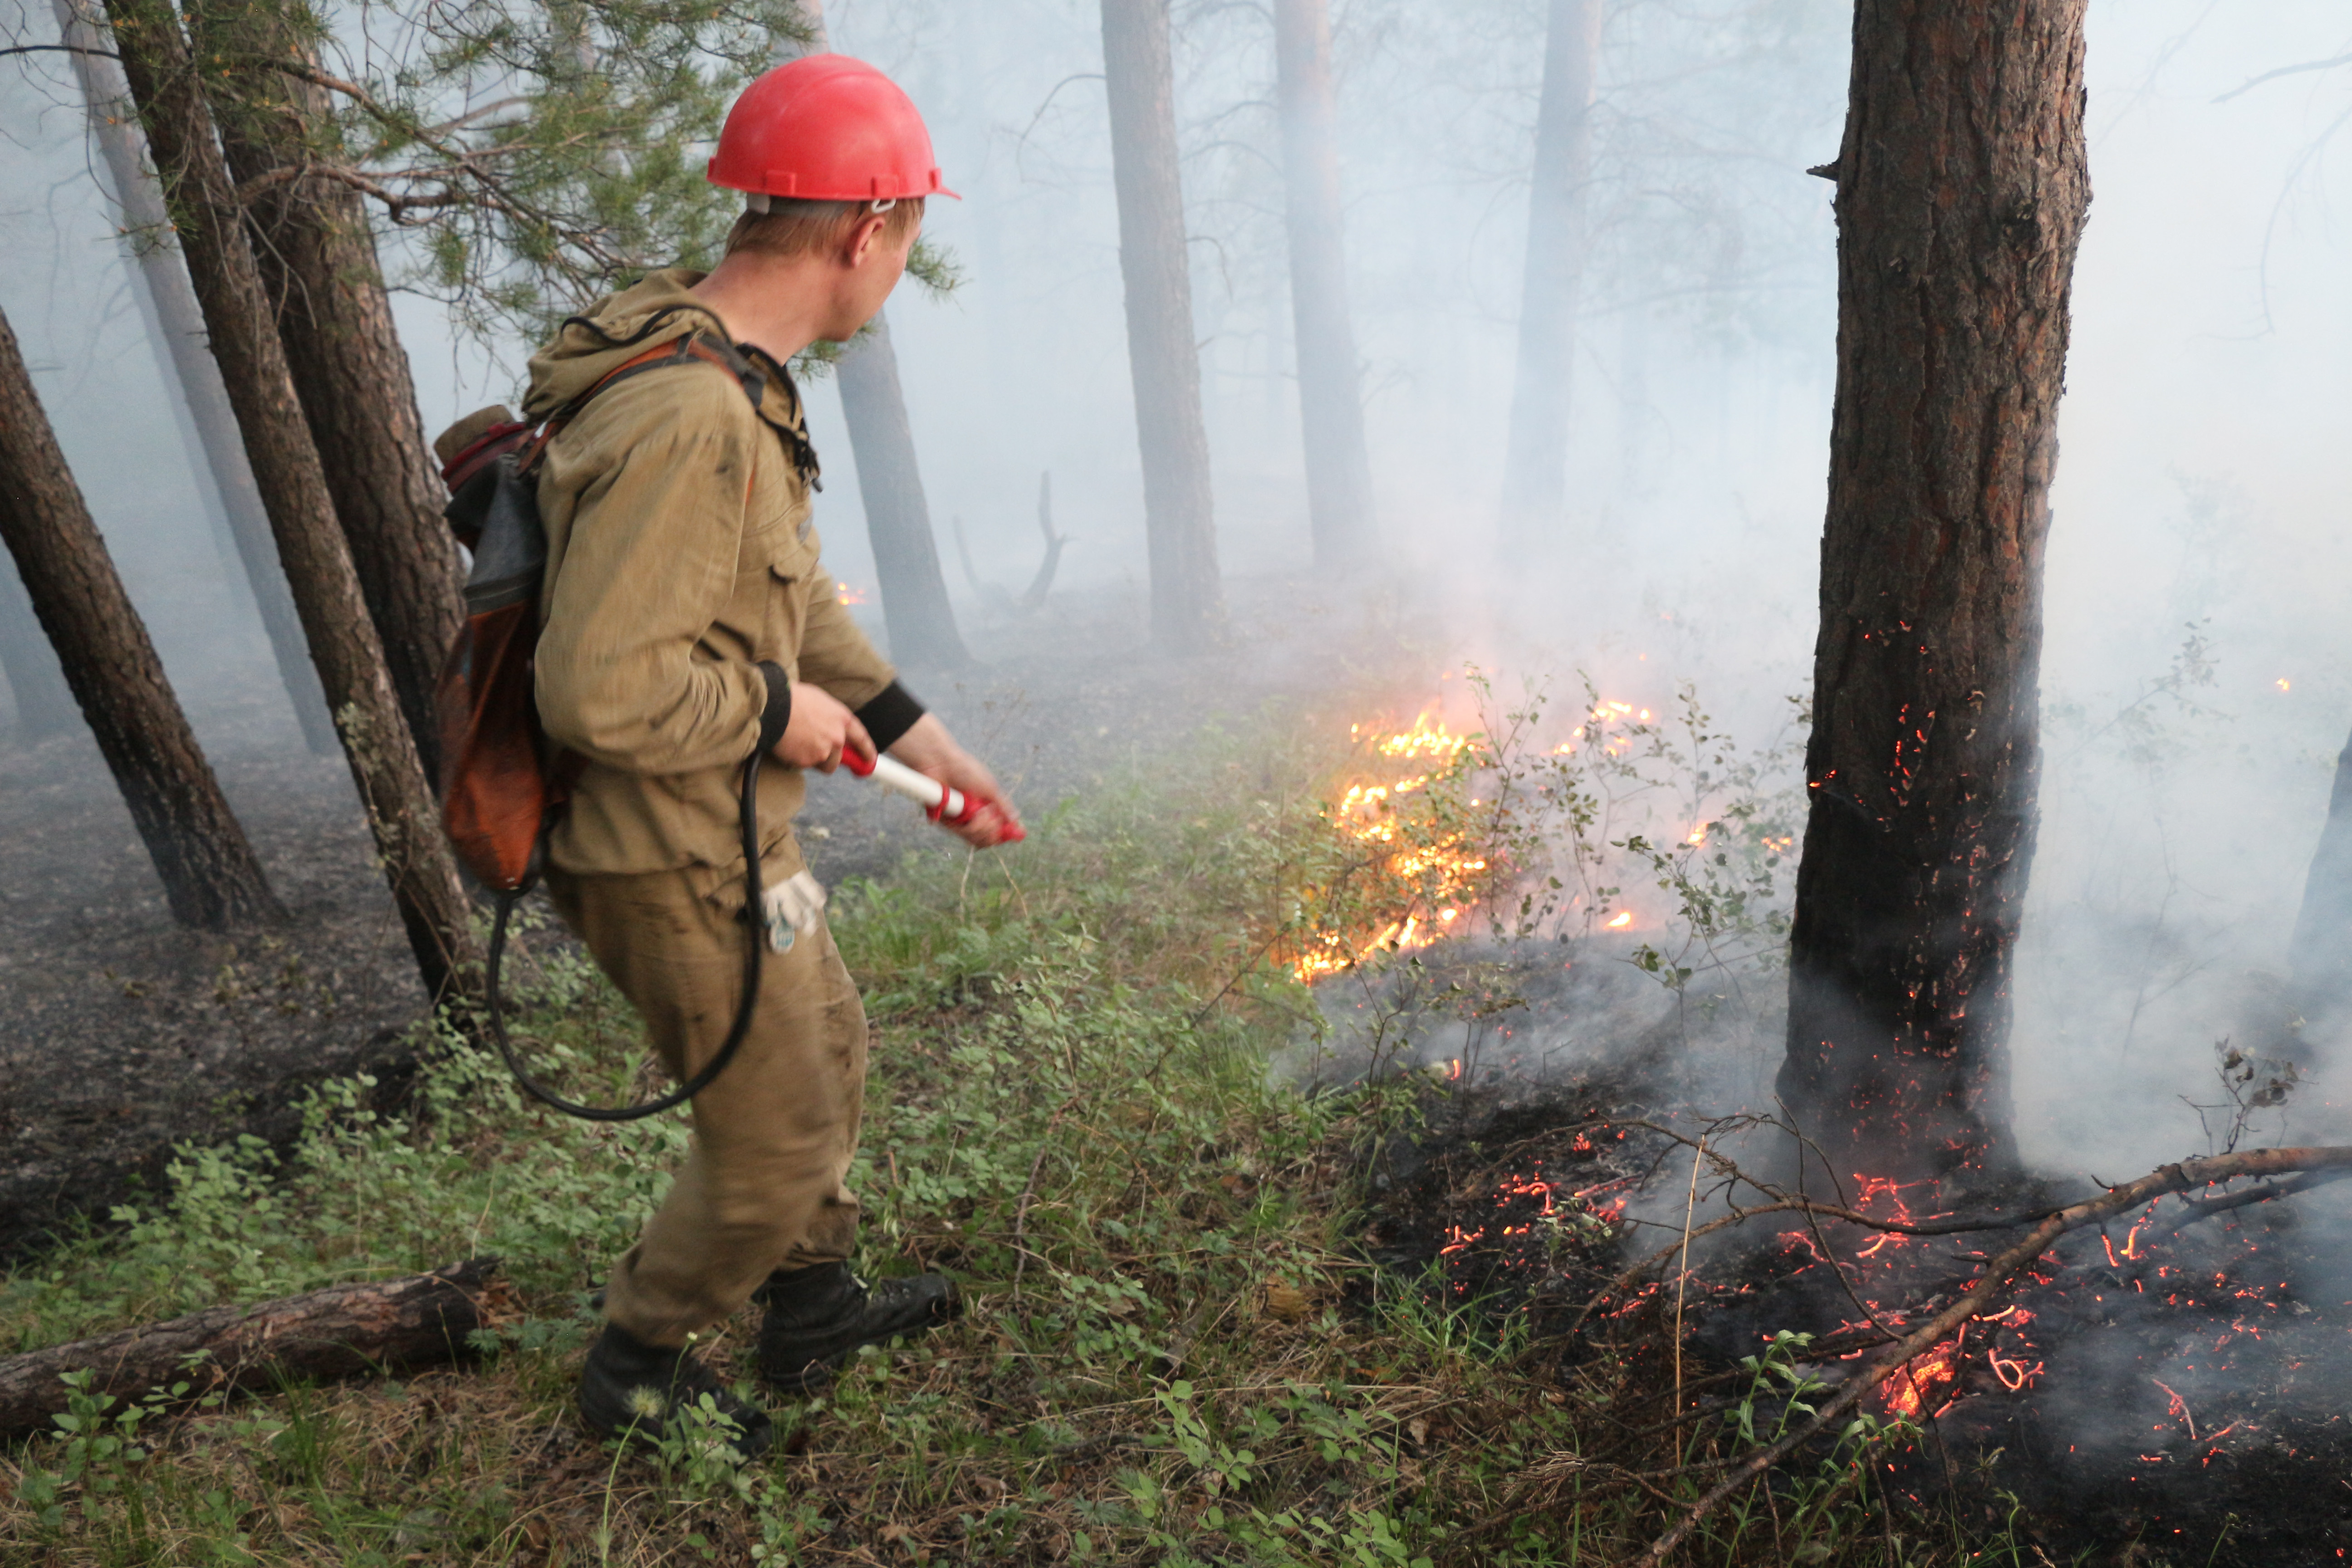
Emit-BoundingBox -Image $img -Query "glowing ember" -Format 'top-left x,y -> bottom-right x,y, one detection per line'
835,583 -> 871,606
1882,1340 -> 1960,1418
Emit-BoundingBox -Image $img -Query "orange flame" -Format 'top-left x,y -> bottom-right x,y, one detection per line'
1291,713 -> 1490,982
835,583 -> 870,607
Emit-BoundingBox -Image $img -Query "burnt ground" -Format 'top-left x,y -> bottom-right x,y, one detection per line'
0,574 -> 1426,1259
1366,1074 -> 2352,1566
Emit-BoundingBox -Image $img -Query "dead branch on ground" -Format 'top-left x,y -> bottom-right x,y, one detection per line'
0,1258 -> 508,1438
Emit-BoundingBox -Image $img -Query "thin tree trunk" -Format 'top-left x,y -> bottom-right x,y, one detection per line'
1778,0 -> 2091,1185
786,1 -> 969,671
0,305 -> 284,929
2285,724 -> 2352,1036
52,0 -> 338,757
1497,0 -> 1602,548
191,0 -> 465,783
0,564 -> 80,741
1100,0 -> 1223,647
834,314 -> 972,670
103,0 -> 481,1003
1273,0 -> 1375,572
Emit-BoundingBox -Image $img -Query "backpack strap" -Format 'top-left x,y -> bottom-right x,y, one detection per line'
522,333 -> 820,487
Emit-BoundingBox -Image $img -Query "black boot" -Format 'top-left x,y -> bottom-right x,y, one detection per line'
755,1263 -> 960,1394
578,1322 -> 774,1457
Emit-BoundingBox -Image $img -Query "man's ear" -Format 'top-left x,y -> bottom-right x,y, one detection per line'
845,211 -> 891,268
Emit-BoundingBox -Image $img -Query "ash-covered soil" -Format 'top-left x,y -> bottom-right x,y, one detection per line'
0,576 -> 1416,1259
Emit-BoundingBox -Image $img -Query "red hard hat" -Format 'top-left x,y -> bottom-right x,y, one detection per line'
708,54 -> 958,203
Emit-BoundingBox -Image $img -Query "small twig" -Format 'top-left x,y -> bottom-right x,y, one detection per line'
1010,1095 -> 1083,1294
0,42 -> 118,60
1671,1138 -> 1704,1418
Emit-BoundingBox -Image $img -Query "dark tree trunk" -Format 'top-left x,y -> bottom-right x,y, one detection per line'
51,0 -> 338,756
1497,0 -> 1602,548
0,1258 -> 504,1438
0,306 -> 284,929
1273,0 -> 1376,572
834,314 -> 972,671
103,0 -> 481,1003
1100,0 -> 1224,647
0,563 -> 79,740
1778,0 -> 2091,1185
2285,725 -> 2352,1039
785,1 -> 968,672
191,0 -> 465,783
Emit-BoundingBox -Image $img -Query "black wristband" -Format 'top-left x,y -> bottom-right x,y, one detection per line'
853,680 -> 927,753
754,662 -> 793,755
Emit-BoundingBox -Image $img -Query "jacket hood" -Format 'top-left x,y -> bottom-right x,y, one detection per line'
522,270 -> 733,419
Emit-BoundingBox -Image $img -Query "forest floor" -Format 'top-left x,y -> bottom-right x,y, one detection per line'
5,572 -> 2316,1566
0,574 -> 1418,1258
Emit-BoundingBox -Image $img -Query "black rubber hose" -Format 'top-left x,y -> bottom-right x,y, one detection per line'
483,751 -> 766,1121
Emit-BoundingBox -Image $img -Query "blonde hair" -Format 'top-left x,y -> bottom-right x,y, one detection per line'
724,196 -> 925,260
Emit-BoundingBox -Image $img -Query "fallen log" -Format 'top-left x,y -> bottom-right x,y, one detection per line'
0,1257 -> 507,1440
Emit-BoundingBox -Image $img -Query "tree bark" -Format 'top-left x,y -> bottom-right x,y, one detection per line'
0,563 -> 81,741
1273,0 -> 1376,572
2284,724 -> 2352,1038
102,0 -> 481,1003
1497,0 -> 1602,548
1100,0 -> 1224,647
0,1258 -> 505,1438
785,2 -> 970,672
51,0 -> 339,757
834,314 -> 972,670
191,0 -> 465,783
1778,0 -> 2090,1185
0,307 -> 284,929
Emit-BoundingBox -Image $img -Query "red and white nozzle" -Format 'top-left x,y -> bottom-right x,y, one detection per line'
843,750 -> 1024,842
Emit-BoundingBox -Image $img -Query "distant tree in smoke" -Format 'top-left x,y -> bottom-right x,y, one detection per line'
1100,0 -> 1224,647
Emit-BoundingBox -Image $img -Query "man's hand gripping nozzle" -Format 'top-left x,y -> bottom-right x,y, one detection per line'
762,750 -> 1023,954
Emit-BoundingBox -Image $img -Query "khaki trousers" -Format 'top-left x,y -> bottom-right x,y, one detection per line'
546,866 -> 867,1348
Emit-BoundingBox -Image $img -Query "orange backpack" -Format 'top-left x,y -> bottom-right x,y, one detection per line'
432,331 -> 767,891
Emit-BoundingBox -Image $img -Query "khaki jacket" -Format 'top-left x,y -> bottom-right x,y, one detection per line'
523,270 -> 895,896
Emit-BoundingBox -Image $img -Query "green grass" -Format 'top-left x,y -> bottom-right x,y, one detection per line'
0,706 -> 2047,1567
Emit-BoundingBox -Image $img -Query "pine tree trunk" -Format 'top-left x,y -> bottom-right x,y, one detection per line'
786,1 -> 969,672
0,304 -> 284,929
1273,0 -> 1375,573
191,0 -> 464,784
1497,0 -> 1601,548
1778,0 -> 2090,1185
2285,726 -> 2352,1038
1100,0 -> 1224,647
102,0 -> 481,1001
51,0 -> 338,757
834,314 -> 972,671
0,564 -> 80,741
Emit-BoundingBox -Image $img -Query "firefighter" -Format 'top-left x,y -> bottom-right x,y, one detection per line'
521,54 -> 1019,1455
